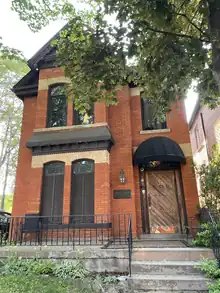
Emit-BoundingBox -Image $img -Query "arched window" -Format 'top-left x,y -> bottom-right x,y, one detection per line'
70,160 -> 94,218
41,162 -> 65,223
47,84 -> 67,128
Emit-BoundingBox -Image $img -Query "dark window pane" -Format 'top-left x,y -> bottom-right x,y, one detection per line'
141,97 -> 167,130
72,160 -> 94,174
41,162 -> 64,223
74,105 -> 94,125
51,85 -> 66,96
47,85 -> 67,128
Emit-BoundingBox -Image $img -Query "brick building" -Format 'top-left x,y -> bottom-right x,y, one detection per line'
12,33 -> 199,239
189,99 -> 220,195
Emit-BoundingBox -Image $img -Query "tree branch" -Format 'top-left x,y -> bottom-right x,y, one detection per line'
145,25 -> 210,43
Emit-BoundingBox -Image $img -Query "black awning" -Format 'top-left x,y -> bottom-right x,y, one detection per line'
133,136 -> 186,165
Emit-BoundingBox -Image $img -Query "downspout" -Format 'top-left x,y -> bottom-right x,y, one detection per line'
200,112 -> 209,162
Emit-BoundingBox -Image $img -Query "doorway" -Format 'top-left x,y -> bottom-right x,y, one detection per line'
141,169 -> 185,234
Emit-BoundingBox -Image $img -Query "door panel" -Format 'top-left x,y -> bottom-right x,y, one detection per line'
146,170 -> 180,234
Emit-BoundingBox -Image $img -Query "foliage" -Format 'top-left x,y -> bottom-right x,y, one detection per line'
0,275 -> 72,293
207,279 -> 220,293
192,223 -> 214,248
196,146 -> 220,212
53,260 -> 89,280
4,194 -> 14,213
0,58 -> 28,209
0,256 -> 119,293
0,256 -> 55,276
7,0 -> 220,115
200,259 -> 220,279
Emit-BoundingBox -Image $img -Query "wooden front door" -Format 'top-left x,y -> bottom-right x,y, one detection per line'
145,170 -> 183,234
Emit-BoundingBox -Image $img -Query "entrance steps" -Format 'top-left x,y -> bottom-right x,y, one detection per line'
129,242 -> 215,292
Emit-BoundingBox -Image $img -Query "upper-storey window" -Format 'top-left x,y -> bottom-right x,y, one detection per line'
47,85 -> 67,128
141,98 -> 167,131
73,104 -> 94,125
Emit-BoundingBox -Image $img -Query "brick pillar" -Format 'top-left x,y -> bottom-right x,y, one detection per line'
94,102 -> 108,123
63,165 -> 71,223
27,168 -> 43,214
35,90 -> 48,128
67,101 -> 73,126
181,157 -> 199,219
95,163 -> 111,224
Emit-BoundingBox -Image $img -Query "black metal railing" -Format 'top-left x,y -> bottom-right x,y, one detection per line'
0,214 -> 131,247
127,215 -> 133,276
208,211 -> 220,266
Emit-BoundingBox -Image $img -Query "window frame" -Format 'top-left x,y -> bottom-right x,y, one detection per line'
40,161 -> 65,223
140,98 -> 167,131
46,84 -> 68,128
73,104 -> 94,126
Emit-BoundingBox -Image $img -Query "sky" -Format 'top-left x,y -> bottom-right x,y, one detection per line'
0,1 -> 198,121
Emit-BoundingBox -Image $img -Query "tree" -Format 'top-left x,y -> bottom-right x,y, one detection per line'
0,58 -> 28,210
197,146 -> 220,212
3,0 -> 220,116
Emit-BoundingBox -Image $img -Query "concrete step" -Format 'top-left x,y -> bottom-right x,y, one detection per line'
109,240 -> 187,249
133,247 -> 215,261
132,260 -> 202,275
127,274 -> 211,291
139,233 -> 190,241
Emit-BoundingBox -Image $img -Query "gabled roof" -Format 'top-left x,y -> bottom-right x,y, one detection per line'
13,24 -> 67,100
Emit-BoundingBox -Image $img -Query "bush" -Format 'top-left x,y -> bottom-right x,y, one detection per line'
193,223 -> 213,247
192,222 -> 220,247
207,279 -> 220,293
200,259 -> 220,279
1,256 -> 55,276
53,260 -> 89,280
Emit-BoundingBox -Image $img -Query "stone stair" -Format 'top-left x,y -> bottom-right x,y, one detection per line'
128,237 -> 215,292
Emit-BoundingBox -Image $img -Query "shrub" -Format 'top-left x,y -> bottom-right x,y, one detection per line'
207,279 -> 220,293
200,259 -> 220,279
193,223 -> 213,247
54,260 -> 89,280
0,256 -> 55,276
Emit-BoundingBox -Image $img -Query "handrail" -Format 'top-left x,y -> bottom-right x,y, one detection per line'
208,211 -> 220,267
127,215 -> 133,276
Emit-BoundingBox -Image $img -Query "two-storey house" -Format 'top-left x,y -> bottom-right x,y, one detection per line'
11,32 -> 199,242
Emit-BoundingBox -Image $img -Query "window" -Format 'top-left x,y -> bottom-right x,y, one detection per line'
73,105 -> 94,125
41,162 -> 65,223
47,85 -> 67,128
141,98 -> 167,131
70,160 -> 94,221
195,125 -> 200,149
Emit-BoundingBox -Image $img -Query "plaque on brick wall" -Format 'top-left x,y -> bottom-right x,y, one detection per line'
113,190 -> 131,199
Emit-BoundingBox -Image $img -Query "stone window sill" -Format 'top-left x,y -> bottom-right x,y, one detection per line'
34,122 -> 108,133
140,128 -> 171,135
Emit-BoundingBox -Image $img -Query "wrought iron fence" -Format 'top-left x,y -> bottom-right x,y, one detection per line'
208,211 -> 220,266
127,216 -> 133,276
0,214 -> 131,247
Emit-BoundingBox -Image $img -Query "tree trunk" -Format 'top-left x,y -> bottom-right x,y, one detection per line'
1,153 -> 10,210
208,0 -> 220,89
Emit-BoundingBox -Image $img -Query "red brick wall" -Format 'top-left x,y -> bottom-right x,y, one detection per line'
12,97 -> 38,216
108,86 -> 137,236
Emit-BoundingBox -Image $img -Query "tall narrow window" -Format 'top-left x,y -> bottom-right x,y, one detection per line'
73,105 -> 94,125
70,160 -> 94,221
47,85 -> 67,128
41,162 -> 65,223
141,98 -> 167,130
